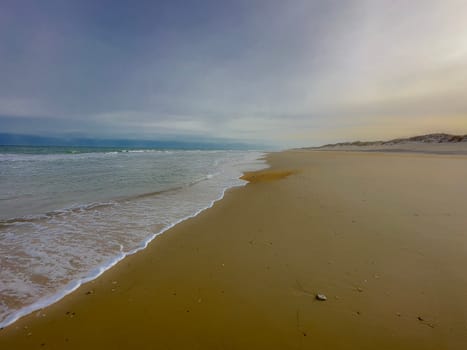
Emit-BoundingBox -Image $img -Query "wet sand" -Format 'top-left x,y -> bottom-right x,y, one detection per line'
1,150 -> 467,349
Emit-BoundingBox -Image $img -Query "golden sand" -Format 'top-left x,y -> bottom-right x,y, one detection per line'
1,150 -> 467,349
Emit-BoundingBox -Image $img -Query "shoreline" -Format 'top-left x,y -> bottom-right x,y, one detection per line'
0,152 -> 268,330
1,150 -> 467,349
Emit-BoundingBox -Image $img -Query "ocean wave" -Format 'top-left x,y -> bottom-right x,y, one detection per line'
0,151 -> 268,329
0,201 -> 118,226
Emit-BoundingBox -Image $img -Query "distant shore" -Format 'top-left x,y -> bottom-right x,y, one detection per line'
307,142 -> 467,155
1,149 -> 467,349
306,133 -> 467,155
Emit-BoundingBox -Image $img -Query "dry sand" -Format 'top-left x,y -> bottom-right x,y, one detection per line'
312,142 -> 467,155
1,150 -> 467,349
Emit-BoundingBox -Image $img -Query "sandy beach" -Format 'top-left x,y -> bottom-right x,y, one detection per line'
310,141 -> 467,155
1,150 -> 467,349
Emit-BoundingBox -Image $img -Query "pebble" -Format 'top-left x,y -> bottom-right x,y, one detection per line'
316,294 -> 327,301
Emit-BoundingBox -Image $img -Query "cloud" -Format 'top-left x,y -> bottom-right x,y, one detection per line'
1,0 -> 466,147
0,97 -> 49,117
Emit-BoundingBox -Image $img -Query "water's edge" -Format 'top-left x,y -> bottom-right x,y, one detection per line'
0,153 -> 270,330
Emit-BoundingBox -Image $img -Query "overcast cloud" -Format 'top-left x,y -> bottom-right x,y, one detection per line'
1,0 -> 466,147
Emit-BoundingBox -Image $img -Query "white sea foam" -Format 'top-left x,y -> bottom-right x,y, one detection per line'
0,150 -> 268,329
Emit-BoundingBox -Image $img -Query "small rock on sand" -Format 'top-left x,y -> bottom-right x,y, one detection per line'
316,294 -> 327,301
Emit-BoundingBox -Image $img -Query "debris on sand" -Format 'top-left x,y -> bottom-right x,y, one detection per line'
316,294 -> 327,301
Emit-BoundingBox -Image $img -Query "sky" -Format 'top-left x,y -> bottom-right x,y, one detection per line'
1,0 -> 467,148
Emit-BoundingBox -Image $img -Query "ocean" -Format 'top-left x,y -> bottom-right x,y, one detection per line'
0,146 -> 267,328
